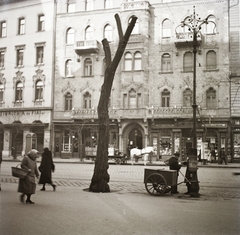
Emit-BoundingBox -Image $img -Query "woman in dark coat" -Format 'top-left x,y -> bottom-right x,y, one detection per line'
18,149 -> 39,204
38,147 -> 56,191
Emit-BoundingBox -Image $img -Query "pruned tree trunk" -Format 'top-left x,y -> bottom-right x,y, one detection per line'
89,14 -> 137,192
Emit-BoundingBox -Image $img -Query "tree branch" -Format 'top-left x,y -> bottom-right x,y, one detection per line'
115,14 -> 123,40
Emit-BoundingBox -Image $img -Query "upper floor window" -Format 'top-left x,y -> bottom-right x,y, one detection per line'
161,53 -> 171,72
206,50 -> 217,70
124,52 -> 132,71
85,0 -> 94,11
104,0 -> 113,9
183,52 -> 193,72
38,14 -> 44,31
0,21 -> 7,38
0,50 -> 5,68
206,87 -> 217,108
161,89 -> 170,107
204,16 -> 216,34
65,59 -> 73,77
123,89 -> 141,109
65,92 -> 72,111
16,82 -> 23,102
35,80 -> 43,101
84,92 -> 91,109
36,46 -> 44,64
66,28 -> 75,44
104,24 -> 113,42
85,26 -> 93,40
84,58 -> 92,76
0,82 -> 4,102
129,17 -> 139,35
67,3 -> 75,13
133,51 -> 142,70
18,18 -> 25,35
16,48 -> 24,66
162,19 -> 171,38
183,88 -> 192,107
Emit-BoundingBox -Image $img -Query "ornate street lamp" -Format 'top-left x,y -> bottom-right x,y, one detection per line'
178,6 -> 216,197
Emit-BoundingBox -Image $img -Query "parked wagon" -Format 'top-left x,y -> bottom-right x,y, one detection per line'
144,168 -> 187,196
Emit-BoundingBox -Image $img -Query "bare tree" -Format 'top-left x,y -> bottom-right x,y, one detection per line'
89,14 -> 137,192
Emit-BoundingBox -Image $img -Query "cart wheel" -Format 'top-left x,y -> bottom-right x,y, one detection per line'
145,173 -> 167,196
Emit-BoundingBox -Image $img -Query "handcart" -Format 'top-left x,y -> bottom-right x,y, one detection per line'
144,168 -> 190,196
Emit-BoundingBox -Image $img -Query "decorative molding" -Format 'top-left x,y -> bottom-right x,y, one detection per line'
0,73 -> 6,87
80,81 -> 95,92
61,81 -> 76,93
158,78 -> 174,90
13,71 -> 25,89
32,69 -> 46,87
121,81 -> 143,91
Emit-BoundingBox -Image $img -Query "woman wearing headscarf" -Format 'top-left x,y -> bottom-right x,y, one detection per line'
18,149 -> 39,204
38,147 -> 56,191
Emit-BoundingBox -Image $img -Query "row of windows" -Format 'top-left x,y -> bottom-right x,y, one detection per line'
63,87 -> 217,111
0,14 -> 45,38
0,80 -> 43,103
0,44 -> 45,68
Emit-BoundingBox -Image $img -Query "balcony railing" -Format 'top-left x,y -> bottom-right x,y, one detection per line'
75,40 -> 100,54
121,1 -> 150,11
174,32 -> 202,47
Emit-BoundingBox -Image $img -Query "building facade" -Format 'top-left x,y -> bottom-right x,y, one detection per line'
0,0 -> 56,158
53,0 -> 236,161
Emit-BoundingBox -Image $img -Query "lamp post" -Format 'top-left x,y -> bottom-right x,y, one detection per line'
179,6 -> 215,197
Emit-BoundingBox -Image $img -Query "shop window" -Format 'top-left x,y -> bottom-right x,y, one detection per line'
183,88 -> 192,107
65,92 -> 72,111
161,89 -> 170,107
66,28 -> 74,44
0,21 -> 7,38
161,53 -> 171,72
183,52 -> 193,72
162,19 -> 171,38
38,14 -> 44,31
206,50 -> 217,70
206,87 -> 217,109
62,130 -> 71,152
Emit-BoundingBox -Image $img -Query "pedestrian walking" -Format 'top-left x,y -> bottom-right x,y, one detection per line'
164,152 -> 181,194
218,147 -> 228,165
38,147 -> 56,191
18,149 -> 39,204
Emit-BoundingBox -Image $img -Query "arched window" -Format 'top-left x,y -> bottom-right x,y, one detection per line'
206,50 -> 217,70
129,17 -> 139,35
84,92 -> 91,109
35,80 -> 43,101
84,58 -> 92,76
66,28 -> 74,44
133,51 -> 142,70
161,53 -> 171,72
161,89 -> 170,107
124,52 -> 132,71
65,92 -> 72,111
65,59 -> 73,77
16,82 -> 23,102
0,82 -> 4,102
205,16 -> 216,34
129,89 -> 136,109
183,88 -> 192,107
183,52 -> 193,72
206,87 -> 217,108
104,24 -> 113,42
85,26 -> 93,40
162,19 -> 171,38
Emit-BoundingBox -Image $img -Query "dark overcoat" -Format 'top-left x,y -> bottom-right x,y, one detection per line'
38,150 -> 54,184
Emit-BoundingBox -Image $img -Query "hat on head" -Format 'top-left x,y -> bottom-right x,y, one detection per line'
28,149 -> 39,157
174,152 -> 180,156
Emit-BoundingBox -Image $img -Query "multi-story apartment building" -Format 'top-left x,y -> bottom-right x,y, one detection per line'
0,0 -> 56,158
53,0 -> 236,161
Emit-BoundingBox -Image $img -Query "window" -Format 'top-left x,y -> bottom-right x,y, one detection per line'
36,46 -> 44,64
66,28 -> 74,44
206,87 -> 217,108
35,80 -> 43,100
104,24 -> 113,42
62,130 -> 71,152
183,88 -> 192,107
183,52 -> 193,72
161,89 -> 170,107
65,92 -> 72,110
38,14 -> 44,31
0,21 -> 7,38
129,89 -> 137,109
161,53 -> 171,72
85,26 -> 93,40
18,18 -> 25,35
123,89 -> 141,109
16,48 -> 24,66
84,92 -> 91,109
65,59 -> 73,77
85,0 -> 94,11
16,82 -> 23,102
84,58 -> 92,76
124,52 -> 132,71
162,19 -> 171,38
129,17 -> 139,35
205,16 -> 216,34
0,82 -> 4,102
133,51 -> 142,70
0,51 -> 5,68
67,3 -> 75,13
104,0 -> 113,9
206,50 -> 217,70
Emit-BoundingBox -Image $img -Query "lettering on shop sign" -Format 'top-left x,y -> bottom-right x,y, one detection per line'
0,111 -> 45,116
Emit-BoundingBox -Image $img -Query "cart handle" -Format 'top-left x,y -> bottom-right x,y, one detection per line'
179,170 -> 191,184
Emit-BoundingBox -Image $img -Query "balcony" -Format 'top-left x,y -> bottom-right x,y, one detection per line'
174,32 -> 202,47
121,1 -> 150,11
75,40 -> 100,55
